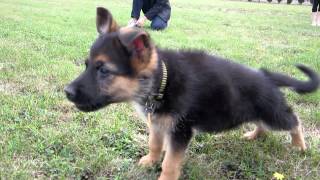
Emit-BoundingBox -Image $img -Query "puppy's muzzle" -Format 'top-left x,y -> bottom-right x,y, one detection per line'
64,85 -> 77,102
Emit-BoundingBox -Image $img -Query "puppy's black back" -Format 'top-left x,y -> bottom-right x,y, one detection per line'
155,49 -> 312,133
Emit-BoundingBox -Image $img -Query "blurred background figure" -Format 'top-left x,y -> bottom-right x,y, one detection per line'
127,0 -> 171,30
312,0 -> 320,26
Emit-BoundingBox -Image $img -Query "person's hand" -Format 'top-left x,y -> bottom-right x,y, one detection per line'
136,16 -> 147,27
127,18 -> 137,27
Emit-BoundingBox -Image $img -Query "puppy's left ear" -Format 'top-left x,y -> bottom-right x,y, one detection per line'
118,27 -> 153,74
96,7 -> 119,34
118,27 -> 151,53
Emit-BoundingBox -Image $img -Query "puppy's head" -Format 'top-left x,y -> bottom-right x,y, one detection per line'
65,7 -> 157,112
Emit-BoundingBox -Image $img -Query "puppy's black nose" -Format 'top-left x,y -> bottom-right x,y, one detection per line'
64,85 -> 76,101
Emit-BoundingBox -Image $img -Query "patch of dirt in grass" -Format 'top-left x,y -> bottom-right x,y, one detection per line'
222,8 -> 256,13
220,161 -> 245,179
0,80 -> 22,94
304,125 -> 320,139
0,77 -> 58,95
32,170 -> 47,179
132,133 -> 148,157
295,99 -> 319,107
97,169 -> 114,179
80,168 -> 94,180
52,100 -> 75,122
57,111 -> 73,122
0,62 -> 15,71
51,100 -> 74,114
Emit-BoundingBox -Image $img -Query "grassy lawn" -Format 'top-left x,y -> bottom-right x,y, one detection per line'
0,0 -> 320,179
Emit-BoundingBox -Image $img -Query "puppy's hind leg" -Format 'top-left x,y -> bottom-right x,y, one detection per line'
261,109 -> 307,151
243,122 -> 267,140
290,114 -> 307,151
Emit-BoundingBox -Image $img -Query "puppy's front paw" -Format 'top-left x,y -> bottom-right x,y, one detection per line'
243,130 -> 259,140
158,171 -> 179,180
243,127 -> 265,140
291,136 -> 307,151
138,154 -> 158,167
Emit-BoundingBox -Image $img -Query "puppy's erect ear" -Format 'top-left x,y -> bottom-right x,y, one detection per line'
96,7 -> 119,34
118,27 -> 150,51
118,27 -> 154,74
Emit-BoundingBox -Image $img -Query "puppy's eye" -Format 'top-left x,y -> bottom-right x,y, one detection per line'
99,67 -> 110,75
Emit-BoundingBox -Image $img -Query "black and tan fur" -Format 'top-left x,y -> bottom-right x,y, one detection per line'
64,7 -> 320,180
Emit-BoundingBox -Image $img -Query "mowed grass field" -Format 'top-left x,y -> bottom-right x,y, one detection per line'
1,0 -> 320,179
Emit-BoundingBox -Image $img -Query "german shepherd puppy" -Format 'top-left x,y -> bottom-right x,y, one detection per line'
65,7 -> 320,180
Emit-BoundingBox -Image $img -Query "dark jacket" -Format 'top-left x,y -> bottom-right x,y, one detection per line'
138,0 -> 171,22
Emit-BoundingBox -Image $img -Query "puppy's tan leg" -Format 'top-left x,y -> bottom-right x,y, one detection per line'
139,119 -> 165,166
139,129 -> 164,166
159,123 -> 192,180
290,116 -> 306,151
243,122 -> 267,140
159,144 -> 185,180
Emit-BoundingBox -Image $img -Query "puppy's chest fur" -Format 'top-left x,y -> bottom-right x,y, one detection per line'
132,49 -> 271,133
132,102 -> 176,132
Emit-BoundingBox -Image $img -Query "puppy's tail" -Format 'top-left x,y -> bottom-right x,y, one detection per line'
261,64 -> 320,94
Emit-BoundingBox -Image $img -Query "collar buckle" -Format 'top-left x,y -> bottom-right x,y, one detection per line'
145,98 -> 155,114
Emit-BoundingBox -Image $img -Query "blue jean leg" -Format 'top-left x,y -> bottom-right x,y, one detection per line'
312,0 -> 320,12
131,0 -> 143,19
151,16 -> 168,30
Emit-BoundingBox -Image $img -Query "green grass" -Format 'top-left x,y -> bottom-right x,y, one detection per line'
0,0 -> 320,179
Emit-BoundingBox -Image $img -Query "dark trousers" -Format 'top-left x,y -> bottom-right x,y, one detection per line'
150,16 -> 168,30
313,0 -> 320,12
131,0 -> 168,30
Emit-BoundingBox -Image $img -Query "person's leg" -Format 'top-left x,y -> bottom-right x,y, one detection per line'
317,1 -> 320,26
131,0 -> 144,19
151,16 -> 168,30
312,0 -> 318,26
